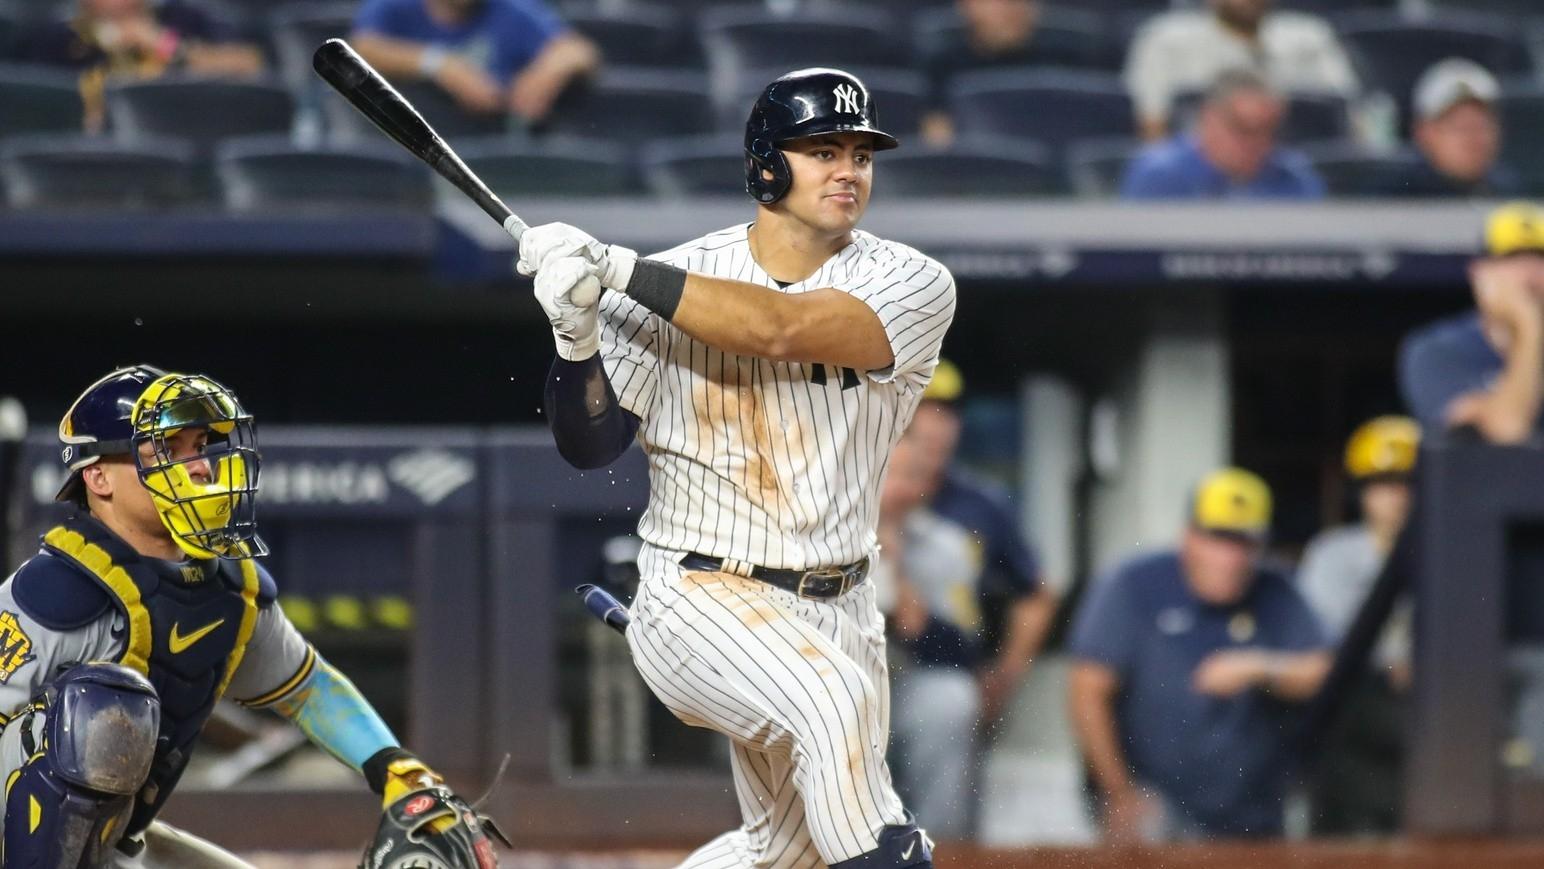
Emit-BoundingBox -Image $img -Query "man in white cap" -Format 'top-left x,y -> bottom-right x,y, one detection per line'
1384,57 -> 1520,197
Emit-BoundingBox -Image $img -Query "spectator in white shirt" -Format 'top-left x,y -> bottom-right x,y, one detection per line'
1124,0 -> 1358,141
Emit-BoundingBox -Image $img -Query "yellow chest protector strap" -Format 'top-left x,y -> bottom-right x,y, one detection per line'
40,526 -> 260,697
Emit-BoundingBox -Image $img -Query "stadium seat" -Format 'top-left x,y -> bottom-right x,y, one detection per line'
1302,142 -> 1423,197
106,77 -> 294,152
1337,13 -> 1535,126
215,136 -> 434,212
1064,136 -> 1144,197
1427,0 -> 1544,23
0,63 -> 84,135
912,6 -> 1119,76
270,3 -> 358,98
563,1 -> 697,70
1498,86 -> 1544,194
323,80 -> 508,146
1168,89 -> 1353,145
878,136 -> 1060,196
724,66 -> 928,136
456,135 -> 639,196
699,5 -> 908,104
544,69 -> 714,142
0,134 -> 198,209
641,133 -> 745,197
948,69 -> 1134,157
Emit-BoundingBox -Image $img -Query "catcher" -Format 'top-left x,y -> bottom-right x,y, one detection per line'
0,365 -> 501,867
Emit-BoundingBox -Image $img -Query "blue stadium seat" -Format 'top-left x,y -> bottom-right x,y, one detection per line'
1428,0 -> 1544,23
106,77 -> 294,152
912,6 -> 1119,76
1498,86 -> 1544,194
699,5 -> 908,103
457,135 -> 639,196
0,63 -> 83,135
1338,13 -> 1535,126
544,69 -> 714,142
641,133 -> 744,197
1064,136 -> 1144,197
215,136 -> 433,212
0,134 -> 198,209
0,6 -> 16,58
948,69 -> 1134,157
878,136 -> 1060,196
724,66 -> 928,136
323,79 -> 508,146
563,1 -> 697,70
1301,142 -> 1422,197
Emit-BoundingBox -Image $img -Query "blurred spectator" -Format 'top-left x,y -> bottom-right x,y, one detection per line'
1298,416 -> 1420,835
1400,202 -> 1544,444
875,360 -> 1058,840
1124,0 -> 1357,141
1379,59 -> 1520,198
351,0 -> 599,123
1068,468 -> 1331,841
16,0 -> 263,132
919,0 -> 1056,146
1121,70 -> 1325,200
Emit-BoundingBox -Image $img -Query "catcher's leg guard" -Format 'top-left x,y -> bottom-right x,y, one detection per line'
828,817 -> 934,869
3,662 -> 160,868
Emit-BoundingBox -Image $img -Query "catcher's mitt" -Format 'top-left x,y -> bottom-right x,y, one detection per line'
360,786 -> 510,869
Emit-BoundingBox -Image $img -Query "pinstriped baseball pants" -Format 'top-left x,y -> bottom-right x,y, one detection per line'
627,545 -> 909,868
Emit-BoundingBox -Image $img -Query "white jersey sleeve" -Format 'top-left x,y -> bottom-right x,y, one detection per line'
832,244 -> 956,388
597,290 -> 662,423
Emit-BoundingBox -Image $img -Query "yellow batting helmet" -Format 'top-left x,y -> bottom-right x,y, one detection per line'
1484,202 -> 1544,257
1345,415 -> 1420,480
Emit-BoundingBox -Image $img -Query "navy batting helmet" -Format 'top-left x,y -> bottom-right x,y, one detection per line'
744,67 -> 898,204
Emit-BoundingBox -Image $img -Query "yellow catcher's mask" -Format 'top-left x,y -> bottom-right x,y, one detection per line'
1345,416 -> 1420,481
132,373 -> 265,560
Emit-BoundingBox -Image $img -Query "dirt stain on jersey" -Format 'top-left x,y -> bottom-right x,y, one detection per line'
692,359 -> 783,510
682,570 -> 777,630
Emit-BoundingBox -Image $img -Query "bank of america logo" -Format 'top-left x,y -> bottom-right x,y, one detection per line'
387,449 -> 475,506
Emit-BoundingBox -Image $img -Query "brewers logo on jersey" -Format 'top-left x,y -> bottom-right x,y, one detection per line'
0,611 -> 35,682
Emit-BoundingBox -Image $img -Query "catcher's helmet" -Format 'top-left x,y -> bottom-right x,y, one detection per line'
57,365 -> 266,559
744,67 -> 898,204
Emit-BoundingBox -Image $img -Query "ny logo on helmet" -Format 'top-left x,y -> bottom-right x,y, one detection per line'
833,83 -> 861,115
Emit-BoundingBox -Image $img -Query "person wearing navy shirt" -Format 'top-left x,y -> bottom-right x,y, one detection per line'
875,361 -> 1059,840
1067,468 -> 1330,842
1121,69 -> 1325,200
352,0 -> 598,122
1400,202 -> 1544,444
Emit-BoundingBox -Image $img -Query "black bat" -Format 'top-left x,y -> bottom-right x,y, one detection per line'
311,37 -> 528,240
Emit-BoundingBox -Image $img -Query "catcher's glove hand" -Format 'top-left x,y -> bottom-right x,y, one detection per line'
360,786 -> 511,869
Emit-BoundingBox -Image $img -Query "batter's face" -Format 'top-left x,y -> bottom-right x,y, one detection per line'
1180,526 -> 1261,606
775,133 -> 874,237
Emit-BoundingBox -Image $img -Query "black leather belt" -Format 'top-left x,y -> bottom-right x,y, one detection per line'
678,552 -> 869,599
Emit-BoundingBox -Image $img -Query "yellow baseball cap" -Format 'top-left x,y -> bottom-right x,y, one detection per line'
1190,467 -> 1272,539
1484,202 -> 1544,257
1345,415 -> 1420,480
923,358 -> 963,403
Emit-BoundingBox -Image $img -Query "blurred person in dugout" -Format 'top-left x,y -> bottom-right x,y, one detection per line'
1121,69 -> 1325,200
351,0 -> 598,125
872,360 -> 1059,840
1123,0 -> 1358,142
17,0 -> 263,132
919,0 -> 1080,147
1381,59 -> 1522,198
1297,417 -> 1421,834
1067,469 -> 1332,842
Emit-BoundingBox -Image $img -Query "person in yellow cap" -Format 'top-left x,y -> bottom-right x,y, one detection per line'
1067,467 -> 1331,842
1399,202 -> 1544,444
874,359 -> 1059,841
1296,416 -> 1419,835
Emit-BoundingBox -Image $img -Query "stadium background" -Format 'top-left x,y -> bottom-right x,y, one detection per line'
3,0 -> 1544,864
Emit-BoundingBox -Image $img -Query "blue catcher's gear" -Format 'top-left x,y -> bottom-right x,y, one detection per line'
744,67 -> 899,205
56,366 -> 265,559
3,663 -> 159,868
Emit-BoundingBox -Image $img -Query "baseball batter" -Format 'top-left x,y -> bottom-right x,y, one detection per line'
0,366 -> 493,867
520,69 -> 956,868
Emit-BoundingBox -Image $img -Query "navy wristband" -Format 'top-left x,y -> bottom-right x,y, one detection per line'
624,259 -> 687,320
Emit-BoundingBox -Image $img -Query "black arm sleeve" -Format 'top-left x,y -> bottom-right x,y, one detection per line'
544,354 -> 641,470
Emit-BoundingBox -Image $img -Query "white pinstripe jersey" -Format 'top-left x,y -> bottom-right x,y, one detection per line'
597,223 -> 957,570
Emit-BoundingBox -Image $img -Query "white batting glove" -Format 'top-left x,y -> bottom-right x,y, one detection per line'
532,256 -> 602,361
516,222 -> 638,291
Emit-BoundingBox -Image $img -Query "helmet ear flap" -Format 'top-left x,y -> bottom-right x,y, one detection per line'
745,143 -> 791,204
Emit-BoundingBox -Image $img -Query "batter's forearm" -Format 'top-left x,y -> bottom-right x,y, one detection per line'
667,273 -> 892,369
270,656 -> 397,772
545,354 -> 640,469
